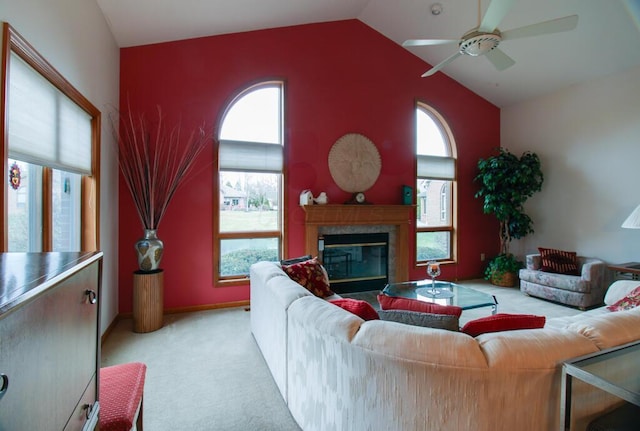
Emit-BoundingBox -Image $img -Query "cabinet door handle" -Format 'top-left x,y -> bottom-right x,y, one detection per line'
85,289 -> 97,304
0,374 -> 8,400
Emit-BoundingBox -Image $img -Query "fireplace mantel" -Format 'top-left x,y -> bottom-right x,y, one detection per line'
302,204 -> 413,283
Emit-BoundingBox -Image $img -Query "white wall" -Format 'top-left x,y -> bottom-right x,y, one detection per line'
1,0 -> 120,334
502,64 -> 640,265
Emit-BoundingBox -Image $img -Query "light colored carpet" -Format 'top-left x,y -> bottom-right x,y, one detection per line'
101,279 -> 583,430
101,307 -> 302,431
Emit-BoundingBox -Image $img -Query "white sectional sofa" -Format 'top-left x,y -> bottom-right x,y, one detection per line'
249,261 -> 640,431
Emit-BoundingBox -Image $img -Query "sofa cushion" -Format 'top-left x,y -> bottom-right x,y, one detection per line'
461,313 -> 546,337
378,309 -> 459,331
353,320 -> 488,367
605,281 -> 640,306
476,327 -> 598,368
519,269 -> 590,293
282,257 -> 334,298
280,254 -> 312,266
606,286 -> 640,312
377,294 -> 462,317
538,247 -> 580,275
567,307 -> 640,349
329,298 -> 379,321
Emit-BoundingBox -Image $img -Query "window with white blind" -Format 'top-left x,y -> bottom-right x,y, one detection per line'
8,53 -> 93,174
415,102 -> 457,263
216,82 -> 284,281
1,23 -> 100,252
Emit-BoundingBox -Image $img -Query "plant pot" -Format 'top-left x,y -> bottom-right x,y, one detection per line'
490,271 -> 518,287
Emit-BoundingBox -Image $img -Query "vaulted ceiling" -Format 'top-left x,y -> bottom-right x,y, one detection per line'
96,0 -> 640,107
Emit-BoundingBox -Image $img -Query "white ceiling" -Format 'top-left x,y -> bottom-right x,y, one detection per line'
96,0 -> 640,107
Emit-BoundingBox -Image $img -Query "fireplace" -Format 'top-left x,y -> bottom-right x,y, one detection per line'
320,233 -> 388,293
302,204 -> 413,285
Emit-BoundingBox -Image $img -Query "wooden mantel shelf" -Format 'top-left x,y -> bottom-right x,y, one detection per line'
302,204 -> 413,225
302,204 -> 414,283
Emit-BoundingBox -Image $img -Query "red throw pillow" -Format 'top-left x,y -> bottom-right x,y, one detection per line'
377,294 -> 462,317
607,286 -> 640,312
461,313 -> 546,337
329,298 -> 379,321
538,247 -> 580,275
282,257 -> 334,298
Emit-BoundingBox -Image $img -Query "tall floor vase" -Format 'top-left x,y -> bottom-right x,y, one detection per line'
135,229 -> 164,272
133,229 -> 164,332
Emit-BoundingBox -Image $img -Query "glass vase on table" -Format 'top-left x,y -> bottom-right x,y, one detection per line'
425,261 -> 454,298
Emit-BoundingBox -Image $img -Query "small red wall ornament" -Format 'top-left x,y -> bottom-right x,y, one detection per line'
9,162 -> 21,190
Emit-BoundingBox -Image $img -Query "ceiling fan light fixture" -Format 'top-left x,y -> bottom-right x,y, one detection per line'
459,32 -> 502,56
407,0 -> 578,77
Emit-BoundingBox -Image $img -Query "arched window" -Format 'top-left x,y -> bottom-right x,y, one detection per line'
415,103 -> 456,263
217,82 -> 284,281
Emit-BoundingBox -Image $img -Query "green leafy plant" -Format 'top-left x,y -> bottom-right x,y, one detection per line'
484,253 -> 524,284
474,148 -> 543,284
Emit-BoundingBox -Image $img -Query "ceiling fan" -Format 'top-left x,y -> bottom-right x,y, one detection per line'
403,0 -> 578,77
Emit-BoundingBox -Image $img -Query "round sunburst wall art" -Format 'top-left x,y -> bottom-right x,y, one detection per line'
328,133 -> 381,194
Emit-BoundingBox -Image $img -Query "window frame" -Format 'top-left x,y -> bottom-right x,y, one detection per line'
214,81 -> 286,285
1,23 -> 100,252
415,102 -> 457,265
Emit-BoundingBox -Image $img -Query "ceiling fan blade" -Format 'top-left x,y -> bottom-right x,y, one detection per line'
501,15 -> 579,41
479,0 -> 516,32
485,48 -> 516,71
403,39 -> 460,47
422,51 -> 463,77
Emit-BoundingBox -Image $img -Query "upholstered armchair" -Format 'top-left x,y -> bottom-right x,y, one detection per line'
519,254 -> 611,310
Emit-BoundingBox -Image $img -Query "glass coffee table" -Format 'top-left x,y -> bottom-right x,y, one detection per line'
382,280 -> 498,314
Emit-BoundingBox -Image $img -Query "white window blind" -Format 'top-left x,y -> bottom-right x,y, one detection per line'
8,52 -> 93,175
219,140 -> 283,173
417,155 -> 456,180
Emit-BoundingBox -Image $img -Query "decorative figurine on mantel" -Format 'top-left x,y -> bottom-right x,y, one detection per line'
314,192 -> 328,205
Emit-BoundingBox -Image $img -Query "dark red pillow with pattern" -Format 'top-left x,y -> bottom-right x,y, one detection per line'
538,247 -> 580,275
282,257 -> 334,298
377,294 -> 462,317
461,313 -> 546,337
607,286 -> 640,312
329,298 -> 379,321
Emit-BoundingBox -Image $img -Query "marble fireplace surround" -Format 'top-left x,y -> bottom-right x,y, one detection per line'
302,205 -> 413,283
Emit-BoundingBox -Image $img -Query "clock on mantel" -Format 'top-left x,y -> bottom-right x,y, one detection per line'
328,133 -> 381,205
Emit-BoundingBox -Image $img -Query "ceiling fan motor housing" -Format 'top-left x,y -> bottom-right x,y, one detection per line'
459,31 -> 502,56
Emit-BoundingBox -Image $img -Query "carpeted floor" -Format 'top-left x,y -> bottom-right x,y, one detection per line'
101,279 -> 583,431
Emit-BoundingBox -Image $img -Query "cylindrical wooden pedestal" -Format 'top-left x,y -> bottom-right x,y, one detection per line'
133,270 -> 164,333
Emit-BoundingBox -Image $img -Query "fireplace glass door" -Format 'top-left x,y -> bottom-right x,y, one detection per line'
320,233 -> 388,293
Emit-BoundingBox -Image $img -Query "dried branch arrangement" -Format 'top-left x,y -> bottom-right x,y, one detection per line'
112,107 -> 210,230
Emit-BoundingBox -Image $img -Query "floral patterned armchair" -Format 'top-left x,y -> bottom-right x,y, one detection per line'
519,254 -> 611,310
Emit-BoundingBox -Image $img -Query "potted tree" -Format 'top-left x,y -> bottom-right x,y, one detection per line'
474,148 -> 544,287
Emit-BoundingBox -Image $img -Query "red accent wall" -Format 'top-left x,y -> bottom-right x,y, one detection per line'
118,19 -> 500,312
